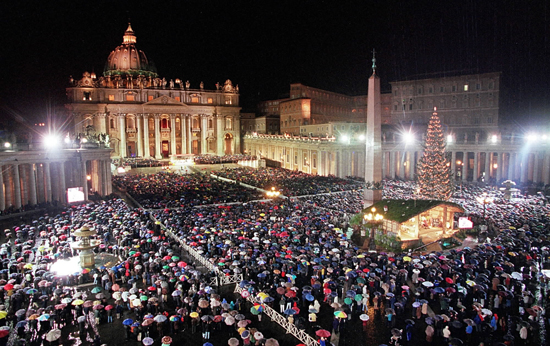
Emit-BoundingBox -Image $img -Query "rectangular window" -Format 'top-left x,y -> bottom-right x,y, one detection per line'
191,97 -> 199,103
207,98 -> 213,104
83,92 -> 91,101
452,85 -> 457,92
476,83 -> 481,90
294,155 -> 298,165
488,82 -> 494,89
440,86 -> 444,93
175,96 -> 180,102
126,95 -> 134,101
108,94 -> 115,101
463,84 -> 469,91
409,104 -> 413,110
429,87 -> 433,93
148,95 -> 154,101
487,117 -> 493,124
418,88 -> 422,94
313,157 -> 317,168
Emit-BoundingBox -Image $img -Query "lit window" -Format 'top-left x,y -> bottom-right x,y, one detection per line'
148,95 -> 153,101
175,97 -> 180,102
207,98 -> 213,104
463,84 -> 469,91
126,95 -> 134,101
192,97 -> 199,103
83,92 -> 91,101
108,95 -> 115,101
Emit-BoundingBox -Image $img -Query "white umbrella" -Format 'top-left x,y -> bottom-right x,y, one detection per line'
422,281 -> 434,287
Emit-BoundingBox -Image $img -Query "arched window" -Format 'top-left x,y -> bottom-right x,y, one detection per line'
161,118 -> 169,129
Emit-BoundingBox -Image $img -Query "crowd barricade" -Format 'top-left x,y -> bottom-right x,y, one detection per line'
128,193 -> 245,288
234,285 -> 320,346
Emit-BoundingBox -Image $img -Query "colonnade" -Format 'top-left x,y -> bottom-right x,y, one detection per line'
92,113 -> 239,159
0,149 -> 112,212
244,136 -> 550,185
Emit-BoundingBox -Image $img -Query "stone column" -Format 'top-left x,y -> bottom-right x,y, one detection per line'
451,151 -> 456,180
508,153 -> 515,181
105,160 -> 113,195
520,153 -> 528,183
497,152 -> 503,182
542,152 -> 550,185
154,114 -> 161,159
0,165 -> 4,211
118,114 -> 127,158
463,152 -> 469,181
4,166 -> 12,208
180,114 -> 187,154
399,151 -> 405,179
59,162 -> 66,202
44,162 -> 52,203
381,151 -> 387,178
19,164 -> 27,206
484,152 -> 491,180
390,151 -> 396,179
137,114 -> 144,157
187,116 -> 193,154
82,160 -> 89,201
201,115 -> 208,154
170,114 -> 177,155
473,151 -> 479,182
217,115 -> 224,155
143,114 -> 150,158
13,164 -> 21,209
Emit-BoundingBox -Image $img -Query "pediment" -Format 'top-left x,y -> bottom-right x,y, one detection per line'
145,95 -> 184,106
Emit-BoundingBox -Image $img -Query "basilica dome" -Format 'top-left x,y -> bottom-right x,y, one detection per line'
103,24 -> 157,77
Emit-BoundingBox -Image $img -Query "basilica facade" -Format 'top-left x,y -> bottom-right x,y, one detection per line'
65,24 -> 241,159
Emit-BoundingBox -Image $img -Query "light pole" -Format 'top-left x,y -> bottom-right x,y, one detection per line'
364,207 -> 384,251
476,193 -> 493,224
266,187 -> 280,198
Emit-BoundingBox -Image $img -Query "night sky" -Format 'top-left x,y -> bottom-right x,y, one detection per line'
1,0 -> 549,126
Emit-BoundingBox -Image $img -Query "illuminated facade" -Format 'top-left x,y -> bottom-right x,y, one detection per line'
66,24 -> 241,159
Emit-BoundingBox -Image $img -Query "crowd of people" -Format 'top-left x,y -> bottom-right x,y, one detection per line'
193,155 -> 257,165
112,172 -> 265,209
0,166 -> 548,346
215,168 -> 364,197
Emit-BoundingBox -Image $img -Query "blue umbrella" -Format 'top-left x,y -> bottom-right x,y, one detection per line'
122,318 -> 134,326
284,308 -> 297,315
433,287 -> 445,294
305,294 -> 314,301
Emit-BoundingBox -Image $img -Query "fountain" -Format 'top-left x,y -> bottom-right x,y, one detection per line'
70,225 -> 101,268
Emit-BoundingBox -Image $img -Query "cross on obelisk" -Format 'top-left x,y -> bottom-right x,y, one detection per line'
364,49 -> 382,206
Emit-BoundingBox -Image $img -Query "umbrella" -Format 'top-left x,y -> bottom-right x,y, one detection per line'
284,309 -> 297,315
334,311 -> 347,318
228,338 -> 240,346
422,281 -> 434,287
91,287 -> 102,294
316,329 -> 331,338
190,312 -> 199,318
45,329 -> 61,342
77,316 -> 86,323
37,314 -> 50,321
359,314 -> 370,321
142,319 -> 154,327
235,314 -> 246,320
15,309 -> 26,317
72,299 -> 84,306
225,316 -> 235,325
142,337 -> 154,346
391,328 -> 402,336
0,330 -> 7,338
154,314 -> 167,323
201,315 -> 214,322
123,318 -> 134,326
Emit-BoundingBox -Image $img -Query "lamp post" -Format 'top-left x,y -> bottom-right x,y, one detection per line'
266,187 -> 280,198
476,193 -> 493,225
364,207 -> 384,251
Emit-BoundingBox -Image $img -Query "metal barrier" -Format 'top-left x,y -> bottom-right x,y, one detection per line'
234,285 -> 320,346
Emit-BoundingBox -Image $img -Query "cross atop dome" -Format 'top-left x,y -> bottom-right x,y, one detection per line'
122,23 -> 136,45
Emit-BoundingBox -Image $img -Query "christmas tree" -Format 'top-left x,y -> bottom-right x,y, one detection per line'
417,107 -> 453,200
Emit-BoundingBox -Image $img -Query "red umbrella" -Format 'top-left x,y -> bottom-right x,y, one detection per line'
3,284 -> 13,291
177,261 -> 187,268
105,305 -> 114,311
147,286 -> 156,292
112,284 -> 120,291
445,277 -> 454,284
284,291 -> 296,298
316,329 -> 331,338
0,330 -> 8,338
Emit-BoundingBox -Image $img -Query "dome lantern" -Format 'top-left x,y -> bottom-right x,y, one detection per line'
122,23 -> 137,45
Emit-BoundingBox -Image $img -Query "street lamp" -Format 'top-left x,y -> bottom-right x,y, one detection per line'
364,207 -> 384,251
266,187 -> 280,198
476,193 -> 493,224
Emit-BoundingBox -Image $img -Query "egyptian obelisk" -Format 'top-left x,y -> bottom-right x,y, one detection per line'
364,50 -> 382,206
